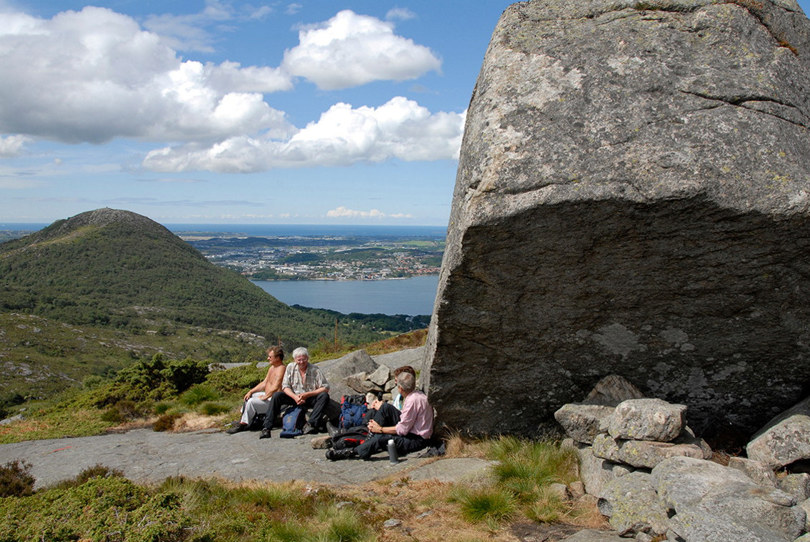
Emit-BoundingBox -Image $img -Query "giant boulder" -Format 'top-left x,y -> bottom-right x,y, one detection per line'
424,0 -> 810,439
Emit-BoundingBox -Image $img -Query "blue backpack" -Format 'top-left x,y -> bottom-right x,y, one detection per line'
279,405 -> 307,438
339,394 -> 368,429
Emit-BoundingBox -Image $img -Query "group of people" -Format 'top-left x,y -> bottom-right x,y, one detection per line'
226,346 -> 435,462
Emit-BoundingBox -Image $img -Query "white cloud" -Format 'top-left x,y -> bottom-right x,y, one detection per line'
281,10 -> 441,90
386,8 -> 416,21
143,0 -> 272,52
0,135 -> 30,158
0,5 -> 458,175
326,206 -> 413,220
0,6 -> 295,144
143,97 -> 466,172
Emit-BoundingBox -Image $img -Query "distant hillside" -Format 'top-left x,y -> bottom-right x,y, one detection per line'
0,208 -> 391,347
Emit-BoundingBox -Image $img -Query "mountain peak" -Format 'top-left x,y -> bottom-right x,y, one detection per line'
37,208 -> 169,240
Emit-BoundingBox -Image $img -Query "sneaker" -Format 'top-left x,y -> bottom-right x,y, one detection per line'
259,428 -> 272,439
226,423 -> 248,435
326,448 -> 356,461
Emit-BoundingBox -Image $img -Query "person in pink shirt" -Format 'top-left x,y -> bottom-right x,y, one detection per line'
327,371 -> 434,461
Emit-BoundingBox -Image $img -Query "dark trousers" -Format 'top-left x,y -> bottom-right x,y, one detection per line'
368,402 -> 400,427
354,402 -> 427,459
354,431 -> 428,460
262,390 -> 329,430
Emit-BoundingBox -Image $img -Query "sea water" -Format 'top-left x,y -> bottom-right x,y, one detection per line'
252,275 -> 440,316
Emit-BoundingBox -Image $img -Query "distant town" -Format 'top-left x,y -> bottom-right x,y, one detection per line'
0,226 -> 446,282
179,231 -> 445,281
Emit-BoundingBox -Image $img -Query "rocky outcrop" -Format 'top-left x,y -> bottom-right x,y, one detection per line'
424,0 -> 810,440
557,391 -> 810,540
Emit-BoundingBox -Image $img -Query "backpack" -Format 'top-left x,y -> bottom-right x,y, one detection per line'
279,405 -> 307,438
332,427 -> 369,450
339,394 -> 368,429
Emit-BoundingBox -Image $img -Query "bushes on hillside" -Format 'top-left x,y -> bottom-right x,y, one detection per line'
0,460 -> 35,498
95,354 -> 209,407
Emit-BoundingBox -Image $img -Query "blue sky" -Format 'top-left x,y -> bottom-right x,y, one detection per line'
1,1 -> 808,226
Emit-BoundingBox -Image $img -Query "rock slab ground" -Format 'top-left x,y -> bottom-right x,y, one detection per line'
0,427 -> 492,490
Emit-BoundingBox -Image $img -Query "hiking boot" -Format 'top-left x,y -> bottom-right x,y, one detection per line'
226,423 -> 248,435
326,421 -> 340,438
259,428 -> 272,439
302,423 -> 320,435
326,448 -> 356,461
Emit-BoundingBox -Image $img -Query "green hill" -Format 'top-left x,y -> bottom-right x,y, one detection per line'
0,209 -> 407,400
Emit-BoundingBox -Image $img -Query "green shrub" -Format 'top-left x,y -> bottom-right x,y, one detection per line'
205,364 -> 265,394
200,402 -> 230,415
0,460 -> 35,497
100,399 -> 142,423
0,476 -> 189,541
179,383 -> 219,406
51,464 -> 124,490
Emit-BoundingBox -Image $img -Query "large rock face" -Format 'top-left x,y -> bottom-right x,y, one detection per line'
424,0 -> 810,440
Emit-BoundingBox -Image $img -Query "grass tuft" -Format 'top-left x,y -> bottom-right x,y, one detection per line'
451,486 -> 517,526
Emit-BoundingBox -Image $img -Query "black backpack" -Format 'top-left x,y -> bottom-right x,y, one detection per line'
332,427 -> 369,449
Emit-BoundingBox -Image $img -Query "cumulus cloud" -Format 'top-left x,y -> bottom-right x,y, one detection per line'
0,135 -> 30,158
0,5 -> 461,173
143,97 -> 466,172
0,6 -> 294,144
281,10 -> 441,90
326,206 -> 413,220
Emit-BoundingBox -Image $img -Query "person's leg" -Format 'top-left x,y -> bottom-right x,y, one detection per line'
240,394 -> 270,425
370,402 -> 401,427
305,391 -> 330,430
353,433 -> 387,459
262,392 -> 293,431
392,434 -> 428,457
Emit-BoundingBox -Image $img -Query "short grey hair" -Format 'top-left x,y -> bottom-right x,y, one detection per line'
292,346 -> 309,359
396,372 -> 415,394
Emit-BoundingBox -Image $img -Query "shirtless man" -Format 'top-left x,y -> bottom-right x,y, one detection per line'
226,346 -> 285,434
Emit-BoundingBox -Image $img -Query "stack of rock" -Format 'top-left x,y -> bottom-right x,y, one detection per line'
555,376 -> 810,541
343,364 -> 399,402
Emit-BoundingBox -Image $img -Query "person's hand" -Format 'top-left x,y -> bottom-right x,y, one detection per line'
368,420 -> 381,434
243,391 -> 251,401
294,394 -> 305,405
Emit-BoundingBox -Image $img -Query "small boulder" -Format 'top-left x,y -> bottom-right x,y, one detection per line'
608,398 -> 686,442
554,403 -> 614,444
598,471 -> 669,536
582,374 -> 645,406
747,396 -> 810,469
727,457 -> 778,488
652,456 -> 804,542
367,365 -> 391,387
593,434 -> 708,470
778,473 -> 810,502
